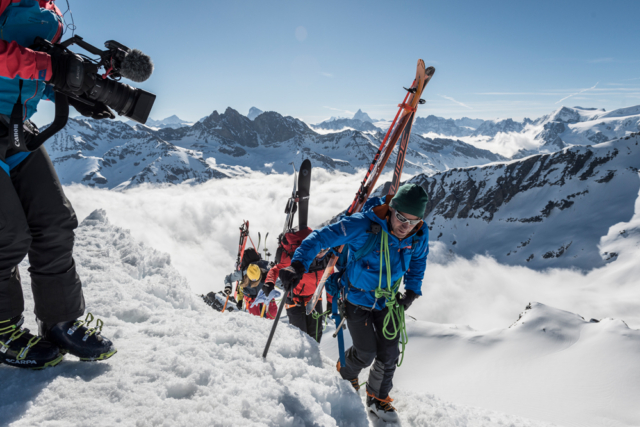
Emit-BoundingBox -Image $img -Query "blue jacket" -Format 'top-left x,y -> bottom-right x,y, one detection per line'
0,0 -> 62,174
292,196 -> 429,310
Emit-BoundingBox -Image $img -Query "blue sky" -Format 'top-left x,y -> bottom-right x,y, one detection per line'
34,0 -> 640,125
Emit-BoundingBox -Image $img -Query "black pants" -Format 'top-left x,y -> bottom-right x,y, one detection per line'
0,146 -> 85,324
338,301 -> 400,400
287,299 -> 325,343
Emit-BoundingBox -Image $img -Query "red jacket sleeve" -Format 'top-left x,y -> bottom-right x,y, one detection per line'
0,40 -> 53,81
266,260 -> 287,285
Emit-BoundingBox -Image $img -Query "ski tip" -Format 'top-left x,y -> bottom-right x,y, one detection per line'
426,66 -> 435,76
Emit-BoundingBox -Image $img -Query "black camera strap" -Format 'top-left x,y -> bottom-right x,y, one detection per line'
9,80 -> 29,153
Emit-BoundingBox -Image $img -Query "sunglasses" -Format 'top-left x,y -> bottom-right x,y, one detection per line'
393,209 -> 422,226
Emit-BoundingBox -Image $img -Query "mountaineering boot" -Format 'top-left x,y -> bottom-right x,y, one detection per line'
367,393 -> 399,423
337,360 -> 360,392
38,313 -> 116,362
0,315 -> 63,369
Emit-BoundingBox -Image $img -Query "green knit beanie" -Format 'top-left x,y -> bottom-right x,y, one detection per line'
389,184 -> 429,218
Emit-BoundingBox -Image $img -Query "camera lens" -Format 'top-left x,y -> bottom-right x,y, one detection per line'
84,75 -> 156,124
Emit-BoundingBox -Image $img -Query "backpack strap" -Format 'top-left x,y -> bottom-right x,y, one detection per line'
352,221 -> 381,263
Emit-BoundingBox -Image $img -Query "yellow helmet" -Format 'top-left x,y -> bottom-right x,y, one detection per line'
246,264 -> 261,282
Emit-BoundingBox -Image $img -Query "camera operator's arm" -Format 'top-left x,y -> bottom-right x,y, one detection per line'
0,40 -> 53,81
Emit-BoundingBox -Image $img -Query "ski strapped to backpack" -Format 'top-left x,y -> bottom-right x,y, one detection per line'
263,160 -> 314,358
223,220 -> 249,313
305,60 -> 435,318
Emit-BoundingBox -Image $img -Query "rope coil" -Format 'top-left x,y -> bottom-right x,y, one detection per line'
374,232 -> 408,367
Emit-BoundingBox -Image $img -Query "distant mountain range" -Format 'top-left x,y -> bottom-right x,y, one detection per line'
313,105 -> 640,159
45,104 -> 640,192
46,107 -> 500,189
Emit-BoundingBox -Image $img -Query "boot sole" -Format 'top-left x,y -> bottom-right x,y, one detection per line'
79,348 -> 117,362
31,353 -> 65,370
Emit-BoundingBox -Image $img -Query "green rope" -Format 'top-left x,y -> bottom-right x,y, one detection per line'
312,309 -> 332,341
373,231 -> 408,367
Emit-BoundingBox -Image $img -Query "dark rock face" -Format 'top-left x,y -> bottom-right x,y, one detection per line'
472,118 -> 528,137
537,122 -> 567,150
403,134 -> 640,271
417,146 -> 619,222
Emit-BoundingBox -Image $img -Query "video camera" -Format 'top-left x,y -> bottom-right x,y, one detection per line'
33,35 -> 156,124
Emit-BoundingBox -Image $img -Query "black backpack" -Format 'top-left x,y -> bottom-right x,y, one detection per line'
240,247 -> 262,271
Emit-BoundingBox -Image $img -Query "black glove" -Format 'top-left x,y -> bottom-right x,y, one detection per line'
262,282 -> 275,297
278,261 -> 306,292
69,97 -> 115,120
47,47 -> 86,94
223,285 -> 232,296
396,290 -> 418,311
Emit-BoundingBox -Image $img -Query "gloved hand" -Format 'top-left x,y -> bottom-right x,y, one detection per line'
262,282 -> 275,298
278,261 -> 306,292
223,285 -> 232,295
47,47 -> 86,94
325,272 -> 341,298
69,97 -> 115,120
396,289 -> 418,310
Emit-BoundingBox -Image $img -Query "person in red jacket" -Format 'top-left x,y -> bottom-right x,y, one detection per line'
263,227 -> 331,343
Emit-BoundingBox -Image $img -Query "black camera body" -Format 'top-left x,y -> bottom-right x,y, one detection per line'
33,35 -> 156,124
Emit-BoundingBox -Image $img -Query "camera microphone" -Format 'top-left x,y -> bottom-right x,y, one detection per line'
119,48 -> 154,83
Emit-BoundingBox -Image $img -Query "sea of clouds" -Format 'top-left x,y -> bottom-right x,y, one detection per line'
64,170 -> 640,331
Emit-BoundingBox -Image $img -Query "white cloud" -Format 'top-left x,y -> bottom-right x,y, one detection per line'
439,95 -> 473,109
64,171 -> 640,332
323,106 -> 355,115
555,82 -> 599,104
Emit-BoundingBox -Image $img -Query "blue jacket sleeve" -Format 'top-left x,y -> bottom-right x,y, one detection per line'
224,270 -> 243,287
291,214 -> 370,271
43,85 -> 55,102
402,233 -> 429,296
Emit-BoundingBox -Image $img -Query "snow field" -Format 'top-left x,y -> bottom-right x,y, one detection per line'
0,209 -> 573,427
2,210 -> 367,427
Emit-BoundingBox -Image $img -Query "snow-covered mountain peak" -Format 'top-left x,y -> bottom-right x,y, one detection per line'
247,106 -> 264,120
137,115 -> 194,129
538,106 -> 605,125
352,109 -> 374,123
509,302 -> 603,331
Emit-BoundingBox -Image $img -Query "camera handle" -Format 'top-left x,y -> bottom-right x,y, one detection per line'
60,35 -> 104,56
26,92 -> 69,152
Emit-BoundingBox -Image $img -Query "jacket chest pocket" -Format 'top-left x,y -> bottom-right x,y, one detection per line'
1,3 -> 61,46
397,246 -> 413,272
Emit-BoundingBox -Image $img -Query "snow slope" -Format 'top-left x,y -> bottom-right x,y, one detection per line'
321,302 -> 640,427
404,132 -> 640,270
0,211 -> 559,427
1,210 -> 366,427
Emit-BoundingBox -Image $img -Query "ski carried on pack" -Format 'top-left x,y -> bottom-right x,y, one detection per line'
222,220 -> 250,313
282,163 -> 298,234
262,159 -> 312,359
306,59 -> 435,320
297,159 -> 312,230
